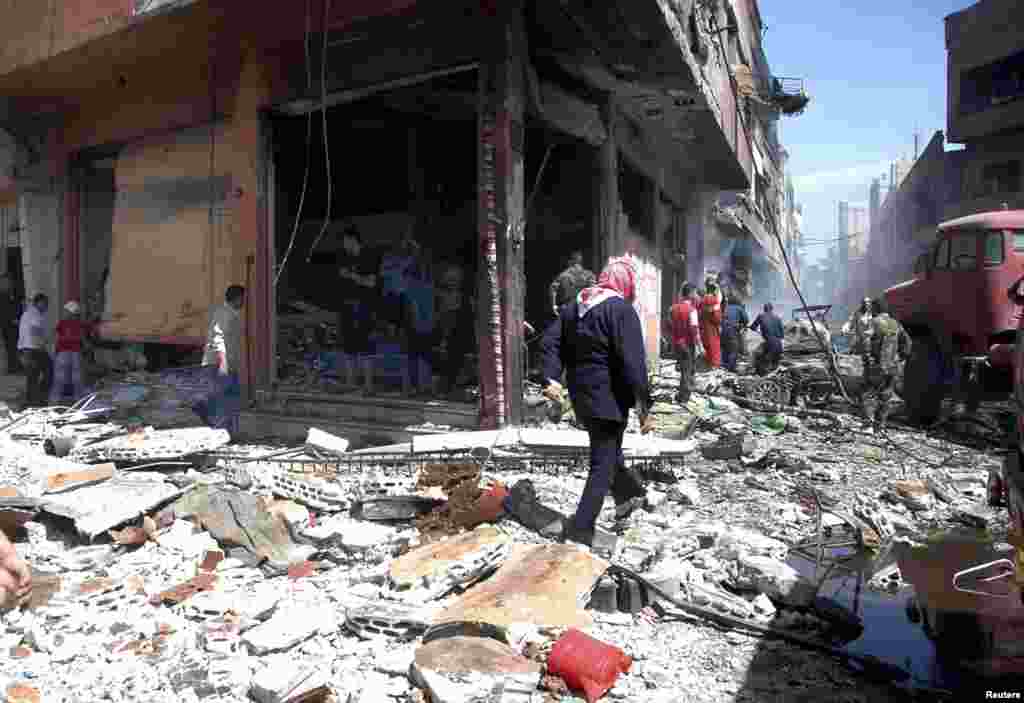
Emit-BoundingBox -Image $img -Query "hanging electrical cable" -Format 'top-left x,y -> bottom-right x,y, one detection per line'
306,0 -> 333,263
770,224 -> 853,404
273,0 -> 315,287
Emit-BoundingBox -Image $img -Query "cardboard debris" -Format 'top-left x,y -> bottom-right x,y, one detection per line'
438,544 -> 608,629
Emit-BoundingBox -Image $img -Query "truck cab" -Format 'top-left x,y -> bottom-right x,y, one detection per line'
884,210 -> 1024,424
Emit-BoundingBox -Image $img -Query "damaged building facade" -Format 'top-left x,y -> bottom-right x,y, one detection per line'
702,1 -> 807,310
0,0 -> 798,435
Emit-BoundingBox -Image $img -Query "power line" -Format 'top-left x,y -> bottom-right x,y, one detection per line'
800,232 -> 867,246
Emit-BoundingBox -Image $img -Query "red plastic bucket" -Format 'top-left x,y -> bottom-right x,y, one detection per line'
548,628 -> 632,703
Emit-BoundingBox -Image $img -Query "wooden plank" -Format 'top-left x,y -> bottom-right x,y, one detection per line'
437,543 -> 607,629
44,463 -> 116,495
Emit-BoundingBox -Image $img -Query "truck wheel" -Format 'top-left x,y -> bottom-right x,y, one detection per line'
902,336 -> 945,425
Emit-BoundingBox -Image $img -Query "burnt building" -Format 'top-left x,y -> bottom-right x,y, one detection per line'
0,0 -> 801,437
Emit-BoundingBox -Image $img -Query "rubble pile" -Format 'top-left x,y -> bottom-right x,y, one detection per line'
0,359 -> 1000,702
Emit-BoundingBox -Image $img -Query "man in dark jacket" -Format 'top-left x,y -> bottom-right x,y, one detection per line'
549,251 -> 596,318
750,303 -> 784,375
540,256 -> 653,550
721,292 -> 749,372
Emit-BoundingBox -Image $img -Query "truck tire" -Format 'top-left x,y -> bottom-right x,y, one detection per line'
902,336 -> 945,425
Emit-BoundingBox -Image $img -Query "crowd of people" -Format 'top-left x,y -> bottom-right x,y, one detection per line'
667,275 -> 787,403
311,223 -> 475,399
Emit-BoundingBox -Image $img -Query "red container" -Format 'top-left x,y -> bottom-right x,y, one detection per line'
548,628 -> 632,703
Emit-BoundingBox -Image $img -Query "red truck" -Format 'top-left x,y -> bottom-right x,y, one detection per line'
884,210 -> 1024,425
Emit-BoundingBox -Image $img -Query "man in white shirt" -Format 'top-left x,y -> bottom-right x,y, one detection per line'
195,285 -> 244,437
17,293 -> 51,408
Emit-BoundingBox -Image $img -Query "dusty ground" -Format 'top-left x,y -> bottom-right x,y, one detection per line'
0,361 -> 1004,702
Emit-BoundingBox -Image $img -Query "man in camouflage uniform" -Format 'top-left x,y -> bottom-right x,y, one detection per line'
842,297 -> 874,355
550,251 -> 596,317
861,298 -> 911,429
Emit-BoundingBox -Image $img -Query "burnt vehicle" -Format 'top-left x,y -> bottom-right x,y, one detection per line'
884,210 -> 1024,425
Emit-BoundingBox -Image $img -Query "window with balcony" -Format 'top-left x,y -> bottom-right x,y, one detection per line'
959,49 -> 1024,116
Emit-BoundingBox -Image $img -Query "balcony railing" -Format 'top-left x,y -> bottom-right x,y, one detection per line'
768,77 -> 809,116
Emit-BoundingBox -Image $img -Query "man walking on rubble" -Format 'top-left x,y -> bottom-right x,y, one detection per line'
550,251 -> 596,319
861,298 -> 911,430
670,283 -> 704,404
540,255 -> 654,552
195,285 -> 245,438
842,297 -> 874,355
750,303 -> 784,375
720,292 -> 749,373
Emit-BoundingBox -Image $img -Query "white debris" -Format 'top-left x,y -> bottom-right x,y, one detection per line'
242,606 -> 333,655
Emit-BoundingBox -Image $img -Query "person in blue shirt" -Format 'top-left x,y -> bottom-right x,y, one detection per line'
750,303 -> 785,375
720,292 -> 749,372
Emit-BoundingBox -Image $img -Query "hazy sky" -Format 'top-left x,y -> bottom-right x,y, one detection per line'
760,0 -> 972,263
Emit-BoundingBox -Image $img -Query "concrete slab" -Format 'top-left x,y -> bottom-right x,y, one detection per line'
438,544 -> 608,629
43,471 -> 188,538
389,525 -> 512,596
411,636 -> 540,703
412,431 -> 514,454
68,427 -> 230,463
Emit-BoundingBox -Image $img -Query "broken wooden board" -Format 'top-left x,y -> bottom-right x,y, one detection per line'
389,525 -> 511,589
436,544 -> 608,629
45,463 -> 116,494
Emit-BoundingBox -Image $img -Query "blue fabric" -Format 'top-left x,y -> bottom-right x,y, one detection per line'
539,297 -> 650,423
751,312 -> 784,340
380,254 -> 414,296
194,368 -> 240,438
723,304 -> 749,334
572,416 -> 646,533
405,280 -> 434,334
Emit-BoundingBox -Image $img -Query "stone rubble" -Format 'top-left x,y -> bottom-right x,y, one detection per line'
0,361 -> 1004,702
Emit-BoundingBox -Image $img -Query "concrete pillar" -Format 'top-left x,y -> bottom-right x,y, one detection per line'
476,3 -> 526,428
19,183 -> 64,335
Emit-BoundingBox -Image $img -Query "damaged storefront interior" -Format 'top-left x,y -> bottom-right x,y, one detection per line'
270,68 -> 481,398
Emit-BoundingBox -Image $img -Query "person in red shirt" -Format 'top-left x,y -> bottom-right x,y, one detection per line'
699,279 -> 723,368
670,283 -> 704,403
50,300 -> 91,404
